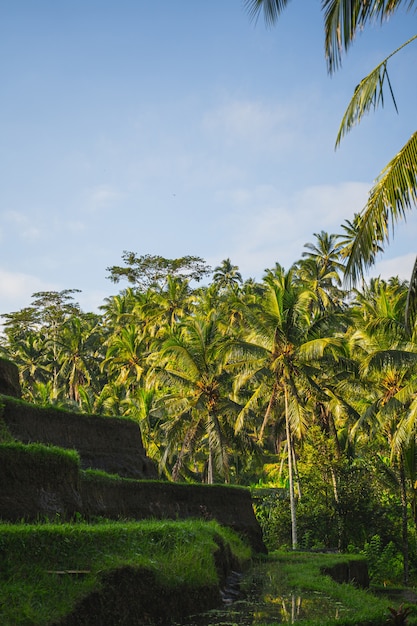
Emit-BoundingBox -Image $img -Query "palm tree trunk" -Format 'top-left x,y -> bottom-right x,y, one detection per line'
259,383 -> 278,440
207,448 -> 214,485
399,454 -> 409,585
284,386 -> 297,550
292,444 -> 301,501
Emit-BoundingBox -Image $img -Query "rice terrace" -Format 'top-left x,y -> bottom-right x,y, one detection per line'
2,0 -> 417,624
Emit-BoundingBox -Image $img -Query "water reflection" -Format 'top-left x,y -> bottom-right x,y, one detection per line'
179,561 -> 352,625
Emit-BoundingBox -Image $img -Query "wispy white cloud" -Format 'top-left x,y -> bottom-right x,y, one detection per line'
86,185 -> 124,211
203,99 -> 302,154
214,181 -> 370,279
0,269 -> 55,315
2,210 -> 42,241
2,210 -> 86,243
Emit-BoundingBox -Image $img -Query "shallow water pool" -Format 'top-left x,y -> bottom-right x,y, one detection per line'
178,561 -> 353,625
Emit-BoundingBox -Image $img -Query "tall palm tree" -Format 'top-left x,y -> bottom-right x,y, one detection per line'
245,0 -> 417,324
99,288 -> 138,331
3,332 -> 50,394
149,312 -> 244,484
339,214 -> 385,285
101,325 -> 148,394
140,275 -> 194,335
57,314 -> 102,404
347,278 -> 417,583
232,265 -> 342,548
295,231 -> 346,312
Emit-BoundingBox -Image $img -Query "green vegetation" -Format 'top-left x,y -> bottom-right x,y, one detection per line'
0,441 -> 80,466
0,519 -> 251,626
263,551 -> 417,626
3,516 -> 414,626
2,246 -> 417,585
2,2 -> 417,623
246,0 -> 417,319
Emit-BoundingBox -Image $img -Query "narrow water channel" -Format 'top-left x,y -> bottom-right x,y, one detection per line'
178,561 -> 352,626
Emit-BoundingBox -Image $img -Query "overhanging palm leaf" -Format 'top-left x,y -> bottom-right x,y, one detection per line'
244,0 -> 292,24
323,0 -> 416,71
405,256 -> 417,334
345,131 -> 417,285
336,37 -> 417,146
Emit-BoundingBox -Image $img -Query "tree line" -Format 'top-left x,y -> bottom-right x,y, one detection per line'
2,234 -> 417,580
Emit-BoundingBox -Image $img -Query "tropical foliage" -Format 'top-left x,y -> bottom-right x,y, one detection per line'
2,242 -> 417,585
245,0 -> 417,324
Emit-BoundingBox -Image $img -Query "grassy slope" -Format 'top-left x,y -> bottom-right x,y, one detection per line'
0,519 -> 251,626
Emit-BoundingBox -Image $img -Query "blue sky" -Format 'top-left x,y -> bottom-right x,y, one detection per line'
1,1 -> 416,314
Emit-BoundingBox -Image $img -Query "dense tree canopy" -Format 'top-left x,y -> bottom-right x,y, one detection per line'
2,240 -> 417,572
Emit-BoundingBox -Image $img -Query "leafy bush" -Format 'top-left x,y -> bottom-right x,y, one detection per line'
363,535 -> 403,585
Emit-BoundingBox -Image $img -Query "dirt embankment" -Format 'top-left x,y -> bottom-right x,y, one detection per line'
0,360 -> 266,553
0,395 -> 157,479
55,535 -> 240,626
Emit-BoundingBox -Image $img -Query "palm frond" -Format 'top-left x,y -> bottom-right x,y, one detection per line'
323,0 -> 416,72
405,255 -> 417,334
335,60 -> 397,147
207,413 -> 229,478
363,349 -> 417,374
287,392 -> 308,438
235,382 -> 267,433
336,35 -> 417,146
391,402 -> 417,455
244,0 -> 293,25
344,131 -> 417,286
300,336 -> 344,361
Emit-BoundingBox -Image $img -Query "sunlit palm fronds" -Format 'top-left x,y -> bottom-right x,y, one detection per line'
336,36 -> 417,145
323,0 -> 416,72
345,131 -> 417,285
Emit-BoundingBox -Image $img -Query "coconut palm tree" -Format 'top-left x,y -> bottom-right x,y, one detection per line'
149,311 -> 246,484
245,0 -> 417,324
57,314 -> 102,404
2,332 -> 50,394
140,275 -> 194,335
99,288 -> 139,331
101,325 -> 149,394
347,278 -> 417,583
212,258 -> 243,292
295,231 -> 346,313
231,265 -> 343,548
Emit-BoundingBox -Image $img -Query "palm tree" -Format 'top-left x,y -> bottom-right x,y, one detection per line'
57,314 -> 102,404
140,275 -> 194,335
101,325 -> 148,394
347,278 -> 417,583
212,258 -> 243,292
2,332 -> 50,394
245,0 -> 417,323
302,231 -> 344,271
295,231 -> 346,312
339,214 -> 385,285
99,288 -> 138,330
232,265 -> 342,548
149,312 -> 244,484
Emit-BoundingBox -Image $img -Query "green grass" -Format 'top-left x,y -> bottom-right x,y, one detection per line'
0,441 -> 80,464
1,522 -> 417,626
0,518 -> 251,625
255,550 -> 417,626
0,393 -> 137,421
